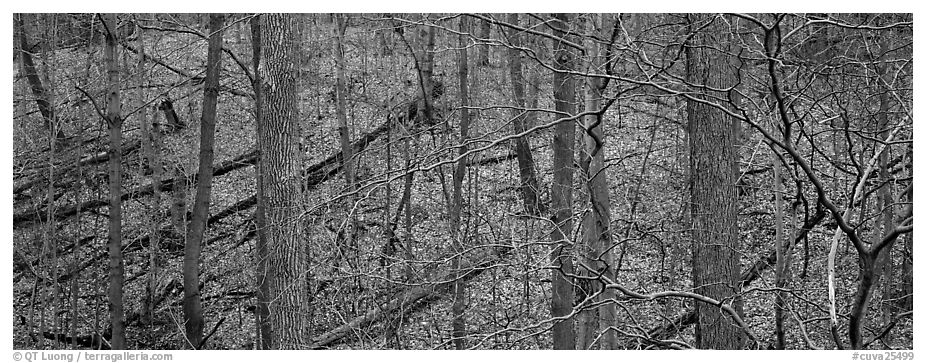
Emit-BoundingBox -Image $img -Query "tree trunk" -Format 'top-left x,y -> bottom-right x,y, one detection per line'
334,14 -> 359,268
135,21 -> 162,327
171,165 -> 188,235
477,16 -> 490,67
102,13 -> 126,350
772,151 -> 790,349
505,13 -> 541,215
250,14 -> 273,351
576,13 -> 618,350
416,17 -> 436,125
549,13 -> 576,350
182,13 -> 224,350
257,13 -> 310,349
875,67 -> 895,348
684,14 -> 745,350
449,15 -> 472,350
901,229 -> 912,309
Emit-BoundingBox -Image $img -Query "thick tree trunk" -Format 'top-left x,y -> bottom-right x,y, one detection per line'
182,13 -> 224,349
576,13 -> 618,350
257,13 -> 310,349
102,13 -> 126,350
684,14 -> 745,350
505,13 -> 541,215
549,13 -> 576,350
250,14 -> 273,351
477,16 -> 490,67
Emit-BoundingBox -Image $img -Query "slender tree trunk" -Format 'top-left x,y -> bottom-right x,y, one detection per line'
901,197 -> 912,311
505,13 -> 541,215
875,71 -> 895,347
684,14 -> 745,350
449,15 -> 472,350
182,13 -> 224,349
135,20 -> 162,327
772,151 -> 790,349
400,148 -> 415,282
257,13 -> 310,349
102,13 -> 126,350
549,13 -> 576,350
415,16 -> 436,124
334,14 -> 359,268
250,14 -> 273,350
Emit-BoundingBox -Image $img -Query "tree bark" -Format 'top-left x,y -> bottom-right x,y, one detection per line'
257,13 -> 310,349
874,65 -> 895,347
576,13 -> 618,350
477,16 -> 490,66
182,13 -> 224,349
684,14 -> 745,350
415,15 -> 436,125
449,15 -> 472,350
772,151 -> 790,349
102,12 -> 126,350
250,14 -> 273,351
505,13 -> 541,215
549,13 -> 576,350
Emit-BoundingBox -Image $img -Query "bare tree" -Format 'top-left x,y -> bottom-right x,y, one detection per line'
102,12 -> 126,350
549,13 -> 577,350
182,13 -> 225,349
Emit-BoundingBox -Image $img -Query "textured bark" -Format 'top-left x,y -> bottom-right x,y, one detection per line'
576,13 -> 617,350
549,13 -> 576,350
685,14 -> 745,350
449,15 -> 472,350
257,13 -> 310,349
102,13 -> 126,350
250,14 -> 273,351
505,13 -> 541,215
477,16 -> 491,66
182,13 -> 224,349
875,74 -> 895,347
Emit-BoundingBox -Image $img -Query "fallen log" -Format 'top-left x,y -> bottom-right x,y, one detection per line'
309,245 -> 513,349
13,120 -> 391,228
13,139 -> 142,197
42,331 -> 111,350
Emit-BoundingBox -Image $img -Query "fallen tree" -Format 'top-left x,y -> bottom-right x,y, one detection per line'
13,120 -> 392,228
309,245 -> 513,349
